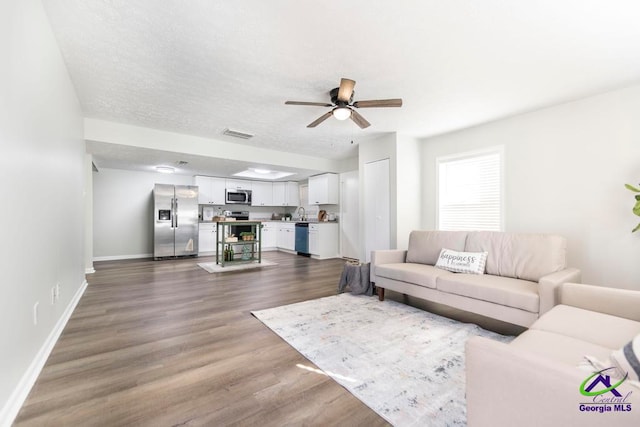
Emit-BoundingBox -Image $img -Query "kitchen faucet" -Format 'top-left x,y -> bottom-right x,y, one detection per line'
297,206 -> 306,221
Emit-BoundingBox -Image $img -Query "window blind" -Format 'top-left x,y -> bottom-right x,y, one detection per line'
438,150 -> 502,231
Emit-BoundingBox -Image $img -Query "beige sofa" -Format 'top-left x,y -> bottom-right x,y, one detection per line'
466,282 -> 640,427
371,230 -> 581,327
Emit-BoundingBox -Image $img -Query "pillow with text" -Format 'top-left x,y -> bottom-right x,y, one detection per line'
435,248 -> 488,274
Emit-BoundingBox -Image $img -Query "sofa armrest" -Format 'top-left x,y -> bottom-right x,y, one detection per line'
560,282 -> 640,322
466,336 -> 635,427
538,268 -> 581,315
370,249 -> 407,283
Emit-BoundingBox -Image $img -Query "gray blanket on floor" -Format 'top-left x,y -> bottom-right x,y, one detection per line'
337,262 -> 373,296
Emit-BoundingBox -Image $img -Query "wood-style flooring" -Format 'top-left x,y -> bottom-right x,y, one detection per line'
14,253 -> 390,426
15,252 -> 524,426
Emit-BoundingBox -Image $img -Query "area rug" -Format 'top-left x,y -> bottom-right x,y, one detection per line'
197,259 -> 278,273
251,293 -> 514,426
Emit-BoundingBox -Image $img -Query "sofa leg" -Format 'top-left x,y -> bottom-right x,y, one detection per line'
378,287 -> 385,301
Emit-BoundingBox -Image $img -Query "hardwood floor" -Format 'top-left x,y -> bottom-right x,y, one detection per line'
14,253 -> 390,426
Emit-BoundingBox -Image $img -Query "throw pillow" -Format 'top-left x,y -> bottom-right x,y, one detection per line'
434,248 -> 488,274
611,334 -> 640,382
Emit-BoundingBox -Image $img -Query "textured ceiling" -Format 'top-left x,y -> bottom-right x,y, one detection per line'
43,0 -> 640,172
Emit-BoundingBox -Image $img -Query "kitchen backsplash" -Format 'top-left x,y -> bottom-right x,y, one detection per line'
199,204 -> 338,222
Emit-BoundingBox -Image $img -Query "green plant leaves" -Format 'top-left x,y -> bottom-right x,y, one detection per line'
626,183 -> 640,192
627,183 -> 640,232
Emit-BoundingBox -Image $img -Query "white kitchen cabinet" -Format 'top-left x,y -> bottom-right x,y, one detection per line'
261,222 -> 277,249
198,223 -> 217,254
272,181 -> 300,206
251,181 -> 273,206
308,173 -> 339,205
277,222 -> 295,251
309,223 -> 339,259
226,179 -> 252,190
286,181 -> 300,206
308,225 -> 319,256
195,176 -> 226,205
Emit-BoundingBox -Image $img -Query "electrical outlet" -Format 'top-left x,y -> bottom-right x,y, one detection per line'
54,283 -> 60,301
33,302 -> 39,325
51,287 -> 56,304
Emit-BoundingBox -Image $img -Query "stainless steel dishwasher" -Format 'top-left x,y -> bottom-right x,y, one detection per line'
294,222 -> 310,256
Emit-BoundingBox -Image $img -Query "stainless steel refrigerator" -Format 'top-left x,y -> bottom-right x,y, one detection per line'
153,184 -> 199,259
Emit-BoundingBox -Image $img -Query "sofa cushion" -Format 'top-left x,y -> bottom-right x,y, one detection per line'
406,230 -> 468,265
510,329 -> 612,366
531,304 -> 640,349
375,263 -> 454,289
437,274 -> 539,313
465,231 -> 566,282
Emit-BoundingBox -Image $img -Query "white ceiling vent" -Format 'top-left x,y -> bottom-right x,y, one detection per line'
223,128 -> 254,139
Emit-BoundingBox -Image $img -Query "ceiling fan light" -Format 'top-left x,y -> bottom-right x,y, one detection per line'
332,107 -> 351,121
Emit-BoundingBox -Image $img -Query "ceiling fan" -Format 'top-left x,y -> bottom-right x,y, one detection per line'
285,78 -> 402,129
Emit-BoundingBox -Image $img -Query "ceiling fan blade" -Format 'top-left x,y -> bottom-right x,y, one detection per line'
285,101 -> 333,107
353,98 -> 403,108
307,111 -> 333,128
337,78 -> 356,102
350,109 -> 371,129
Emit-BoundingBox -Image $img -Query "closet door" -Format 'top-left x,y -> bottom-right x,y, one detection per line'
364,159 -> 390,262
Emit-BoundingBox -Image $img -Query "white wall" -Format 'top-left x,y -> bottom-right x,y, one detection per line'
0,0 -> 85,423
93,168 -> 194,259
421,85 -> 640,289
84,155 -> 95,273
395,134 -> 422,250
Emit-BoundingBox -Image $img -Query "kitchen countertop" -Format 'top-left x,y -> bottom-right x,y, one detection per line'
266,220 -> 338,224
200,220 -> 263,223
201,219 -> 338,224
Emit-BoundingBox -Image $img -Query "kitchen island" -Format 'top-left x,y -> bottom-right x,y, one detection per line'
215,220 -> 262,267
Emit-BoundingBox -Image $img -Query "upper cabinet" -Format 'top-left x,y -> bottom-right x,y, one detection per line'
308,173 -> 339,205
195,176 -> 226,205
225,179 -> 252,190
195,176 -> 304,206
273,181 -> 300,206
251,181 -> 273,206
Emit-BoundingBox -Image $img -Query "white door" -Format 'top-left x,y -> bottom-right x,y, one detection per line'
340,170 -> 360,260
364,159 -> 390,262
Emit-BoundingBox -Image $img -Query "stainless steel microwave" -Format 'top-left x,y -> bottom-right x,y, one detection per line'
225,189 -> 252,205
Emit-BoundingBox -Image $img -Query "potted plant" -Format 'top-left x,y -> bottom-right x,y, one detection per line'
240,231 -> 255,241
625,183 -> 640,233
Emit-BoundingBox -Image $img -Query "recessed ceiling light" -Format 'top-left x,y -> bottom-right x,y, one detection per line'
156,166 -> 175,174
233,168 -> 294,180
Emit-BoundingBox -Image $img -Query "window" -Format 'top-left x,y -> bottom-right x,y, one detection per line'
437,147 -> 503,231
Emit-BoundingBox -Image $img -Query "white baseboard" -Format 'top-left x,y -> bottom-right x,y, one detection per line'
85,267 -> 95,274
0,280 -> 88,427
93,253 -> 152,262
